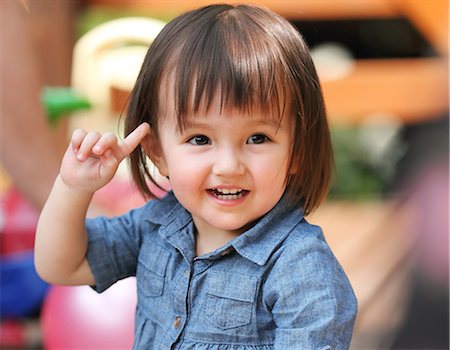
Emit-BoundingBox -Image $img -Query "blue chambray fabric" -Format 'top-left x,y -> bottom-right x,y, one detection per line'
86,192 -> 357,349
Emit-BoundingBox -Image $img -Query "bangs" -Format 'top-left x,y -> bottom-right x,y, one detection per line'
163,5 -> 297,130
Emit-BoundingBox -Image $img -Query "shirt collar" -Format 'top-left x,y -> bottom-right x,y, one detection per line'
229,194 -> 304,266
145,192 -> 190,228
145,192 -> 304,266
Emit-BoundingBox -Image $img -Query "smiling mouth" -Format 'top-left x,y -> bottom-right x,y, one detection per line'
207,188 -> 249,200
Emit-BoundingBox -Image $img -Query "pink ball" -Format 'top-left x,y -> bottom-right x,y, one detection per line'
41,278 -> 136,349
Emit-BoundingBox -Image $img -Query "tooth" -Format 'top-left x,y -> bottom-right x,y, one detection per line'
211,188 -> 244,197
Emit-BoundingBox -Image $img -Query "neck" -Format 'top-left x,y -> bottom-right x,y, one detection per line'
193,222 -> 243,257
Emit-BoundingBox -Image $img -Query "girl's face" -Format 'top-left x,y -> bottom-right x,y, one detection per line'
152,96 -> 294,238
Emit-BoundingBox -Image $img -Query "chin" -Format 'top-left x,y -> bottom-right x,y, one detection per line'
210,217 -> 257,233
214,222 -> 246,231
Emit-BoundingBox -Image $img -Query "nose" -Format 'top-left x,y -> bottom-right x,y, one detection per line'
212,146 -> 245,177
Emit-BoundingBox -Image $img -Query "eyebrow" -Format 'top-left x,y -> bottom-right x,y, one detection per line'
179,117 -> 284,132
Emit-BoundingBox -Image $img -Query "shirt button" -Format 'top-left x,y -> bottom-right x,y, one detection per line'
221,248 -> 232,256
184,269 -> 189,278
173,316 -> 182,329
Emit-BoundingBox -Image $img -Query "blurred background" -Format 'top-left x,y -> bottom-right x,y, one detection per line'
0,0 -> 448,349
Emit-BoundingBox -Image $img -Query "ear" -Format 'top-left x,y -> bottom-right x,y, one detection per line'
286,150 -> 299,176
141,129 -> 169,177
289,162 -> 299,175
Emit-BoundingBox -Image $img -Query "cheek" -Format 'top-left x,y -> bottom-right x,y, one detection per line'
256,167 -> 287,189
252,152 -> 290,182
165,155 -> 206,188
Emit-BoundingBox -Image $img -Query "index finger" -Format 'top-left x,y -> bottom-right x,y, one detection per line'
118,123 -> 151,158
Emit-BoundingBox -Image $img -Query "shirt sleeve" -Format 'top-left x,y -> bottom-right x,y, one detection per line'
85,201 -> 156,293
264,228 -> 358,350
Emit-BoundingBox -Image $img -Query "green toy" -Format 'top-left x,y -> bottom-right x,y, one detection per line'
41,87 -> 91,125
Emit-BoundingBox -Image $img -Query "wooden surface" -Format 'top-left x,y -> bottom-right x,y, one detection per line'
88,0 -> 398,19
321,58 -> 448,124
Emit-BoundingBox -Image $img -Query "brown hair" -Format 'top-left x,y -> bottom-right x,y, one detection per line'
125,3 -> 333,215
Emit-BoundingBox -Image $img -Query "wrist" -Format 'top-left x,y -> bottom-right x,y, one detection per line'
55,174 -> 95,201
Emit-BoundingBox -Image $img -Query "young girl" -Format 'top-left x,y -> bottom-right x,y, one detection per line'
35,3 -> 357,349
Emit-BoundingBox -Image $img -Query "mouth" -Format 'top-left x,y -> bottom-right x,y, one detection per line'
207,188 -> 249,200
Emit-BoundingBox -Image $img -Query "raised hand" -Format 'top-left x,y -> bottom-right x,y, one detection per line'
60,123 -> 150,194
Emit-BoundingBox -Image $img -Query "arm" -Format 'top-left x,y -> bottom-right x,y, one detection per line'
266,235 -> 357,349
0,0 -> 67,210
34,123 -> 150,285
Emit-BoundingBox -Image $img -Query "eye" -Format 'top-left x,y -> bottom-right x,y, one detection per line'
247,134 -> 270,144
188,135 -> 211,146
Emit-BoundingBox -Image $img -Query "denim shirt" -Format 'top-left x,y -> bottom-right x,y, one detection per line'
86,192 -> 357,349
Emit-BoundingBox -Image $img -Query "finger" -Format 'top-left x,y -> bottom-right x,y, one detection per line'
91,132 -> 118,156
70,129 -> 87,154
76,131 -> 102,161
117,123 -> 151,159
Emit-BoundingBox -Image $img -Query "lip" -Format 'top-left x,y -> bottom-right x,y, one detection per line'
206,187 -> 250,206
